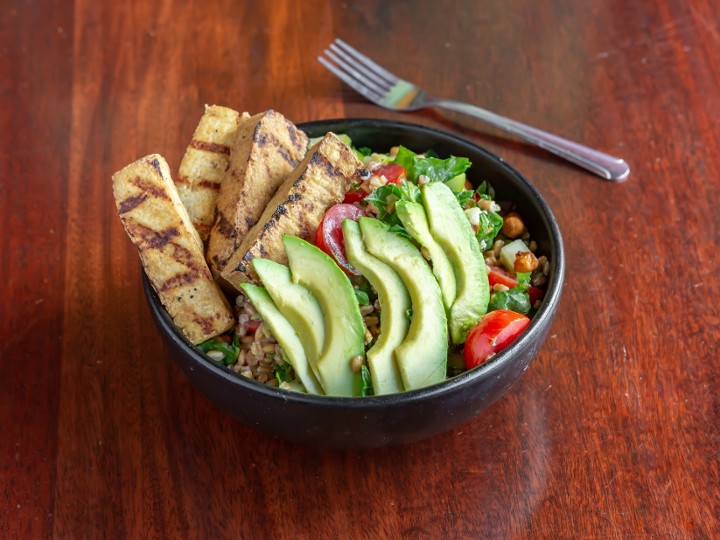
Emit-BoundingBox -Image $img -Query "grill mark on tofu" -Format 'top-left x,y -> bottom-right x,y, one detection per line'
286,123 -> 307,152
125,222 -> 180,250
189,139 -> 231,155
215,212 -> 237,238
193,315 -> 216,335
196,179 -> 222,191
131,175 -> 170,200
126,225 -> 204,293
257,132 -> 296,166
118,193 -> 148,214
158,270 -> 201,292
311,150 -> 344,179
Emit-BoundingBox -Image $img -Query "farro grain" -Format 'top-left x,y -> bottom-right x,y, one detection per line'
364,316 -> 379,326
246,355 -> 260,367
255,324 -> 265,341
206,350 -> 225,362
493,239 -> 504,258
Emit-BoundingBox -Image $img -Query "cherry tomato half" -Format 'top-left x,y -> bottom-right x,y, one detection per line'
487,265 -> 545,305
463,309 -> 531,369
343,188 -> 366,204
315,204 -> 365,275
374,163 -> 406,185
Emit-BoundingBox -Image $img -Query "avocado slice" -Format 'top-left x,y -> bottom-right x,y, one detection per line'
395,200 -> 457,311
239,284 -> 324,395
444,173 -> 467,193
359,217 -> 448,390
283,235 -> 365,397
252,258 -> 325,381
342,219 -> 408,395
421,182 -> 489,344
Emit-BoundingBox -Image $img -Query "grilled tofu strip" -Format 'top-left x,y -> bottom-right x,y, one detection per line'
175,105 -> 248,243
221,132 -> 363,289
112,154 -> 235,344
206,110 -> 309,276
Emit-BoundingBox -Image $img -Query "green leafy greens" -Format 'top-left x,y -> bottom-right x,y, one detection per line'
476,210 -> 504,251
274,361 -> 293,385
197,335 -> 241,365
360,364 -> 374,397
364,181 -> 422,228
488,272 -> 532,314
393,145 -> 471,183
354,288 -> 370,306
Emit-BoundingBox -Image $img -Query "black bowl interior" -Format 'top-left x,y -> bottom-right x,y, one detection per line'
143,118 -> 565,448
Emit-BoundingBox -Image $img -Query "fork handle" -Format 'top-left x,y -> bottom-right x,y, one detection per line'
434,99 -> 630,181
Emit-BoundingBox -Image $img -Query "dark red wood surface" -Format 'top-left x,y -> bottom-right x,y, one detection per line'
1,0 -> 718,537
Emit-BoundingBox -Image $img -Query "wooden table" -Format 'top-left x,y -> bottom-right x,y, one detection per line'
2,0 -> 718,537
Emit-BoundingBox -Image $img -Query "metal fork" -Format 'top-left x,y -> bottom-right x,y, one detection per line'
318,39 -> 630,182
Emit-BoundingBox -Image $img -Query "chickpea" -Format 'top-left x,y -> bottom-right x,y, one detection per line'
350,355 -> 364,373
514,251 -> 538,273
502,212 -> 525,238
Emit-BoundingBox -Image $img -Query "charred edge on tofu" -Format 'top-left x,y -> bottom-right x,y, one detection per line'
149,157 -> 162,171
188,139 -> 232,155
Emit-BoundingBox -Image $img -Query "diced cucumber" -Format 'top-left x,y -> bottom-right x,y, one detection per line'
500,239 -> 531,273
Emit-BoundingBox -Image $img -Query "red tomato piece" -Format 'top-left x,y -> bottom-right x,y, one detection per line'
463,309 -> 531,369
245,319 -> 261,333
487,265 -> 545,305
315,204 -> 365,275
374,163 -> 406,185
342,189 -> 366,204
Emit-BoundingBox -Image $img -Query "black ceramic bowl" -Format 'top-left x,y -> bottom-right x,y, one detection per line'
144,118 -> 565,448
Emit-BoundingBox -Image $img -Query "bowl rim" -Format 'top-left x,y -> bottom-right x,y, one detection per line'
145,117 -> 565,408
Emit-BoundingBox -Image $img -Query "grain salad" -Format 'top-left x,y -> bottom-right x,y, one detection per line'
196,137 -> 551,394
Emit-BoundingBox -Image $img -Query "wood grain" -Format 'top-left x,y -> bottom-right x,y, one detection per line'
1,0 -> 718,537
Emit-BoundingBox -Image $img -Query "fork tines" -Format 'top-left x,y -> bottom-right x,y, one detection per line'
318,38 -> 398,103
